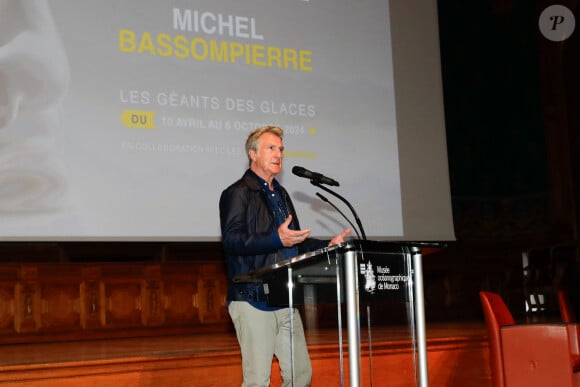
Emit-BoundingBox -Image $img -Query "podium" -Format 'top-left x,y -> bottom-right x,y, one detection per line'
233,240 -> 435,387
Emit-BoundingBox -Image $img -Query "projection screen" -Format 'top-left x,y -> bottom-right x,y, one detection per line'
0,0 -> 454,241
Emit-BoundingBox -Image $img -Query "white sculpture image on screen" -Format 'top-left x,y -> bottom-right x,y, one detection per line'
0,1 -> 70,216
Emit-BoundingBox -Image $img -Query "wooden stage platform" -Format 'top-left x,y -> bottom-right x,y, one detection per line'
0,321 -> 491,386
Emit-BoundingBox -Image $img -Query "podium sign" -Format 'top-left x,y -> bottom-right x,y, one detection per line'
233,240 -> 432,387
358,250 -> 410,299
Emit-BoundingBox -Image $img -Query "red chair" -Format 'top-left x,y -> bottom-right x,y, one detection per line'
559,289 -> 580,355
559,289 -> 577,323
480,291 -> 580,387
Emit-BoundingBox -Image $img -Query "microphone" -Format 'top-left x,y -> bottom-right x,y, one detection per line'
292,166 -> 339,187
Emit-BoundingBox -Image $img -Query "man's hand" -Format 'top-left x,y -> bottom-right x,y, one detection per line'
328,228 -> 351,246
278,215 -> 311,247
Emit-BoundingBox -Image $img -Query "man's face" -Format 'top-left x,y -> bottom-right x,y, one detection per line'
249,132 -> 284,182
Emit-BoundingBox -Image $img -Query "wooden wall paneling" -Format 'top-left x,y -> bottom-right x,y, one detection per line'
197,263 -> 228,324
15,265 -> 40,333
80,266 -> 103,330
162,264 -> 201,327
0,261 -> 232,343
0,265 -> 18,335
101,264 -> 145,329
37,264 -> 83,332
142,264 -> 164,327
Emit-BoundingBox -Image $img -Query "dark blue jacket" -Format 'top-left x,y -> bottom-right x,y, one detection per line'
219,169 -> 325,302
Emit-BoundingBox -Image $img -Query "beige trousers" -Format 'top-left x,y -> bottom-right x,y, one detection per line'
228,301 -> 312,387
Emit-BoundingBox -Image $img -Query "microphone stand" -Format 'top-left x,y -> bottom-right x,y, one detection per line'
316,192 -> 361,240
311,181 -> 367,240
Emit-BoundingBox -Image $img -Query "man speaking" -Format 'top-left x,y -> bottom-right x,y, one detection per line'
219,125 -> 350,386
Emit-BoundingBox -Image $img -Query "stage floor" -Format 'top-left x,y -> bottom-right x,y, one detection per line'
0,321 -> 487,367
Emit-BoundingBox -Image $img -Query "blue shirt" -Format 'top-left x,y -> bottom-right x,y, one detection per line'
252,176 -> 297,311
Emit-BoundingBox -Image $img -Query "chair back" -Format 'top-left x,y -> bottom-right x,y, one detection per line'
480,291 -> 515,387
558,290 -> 580,356
559,290 -> 577,323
